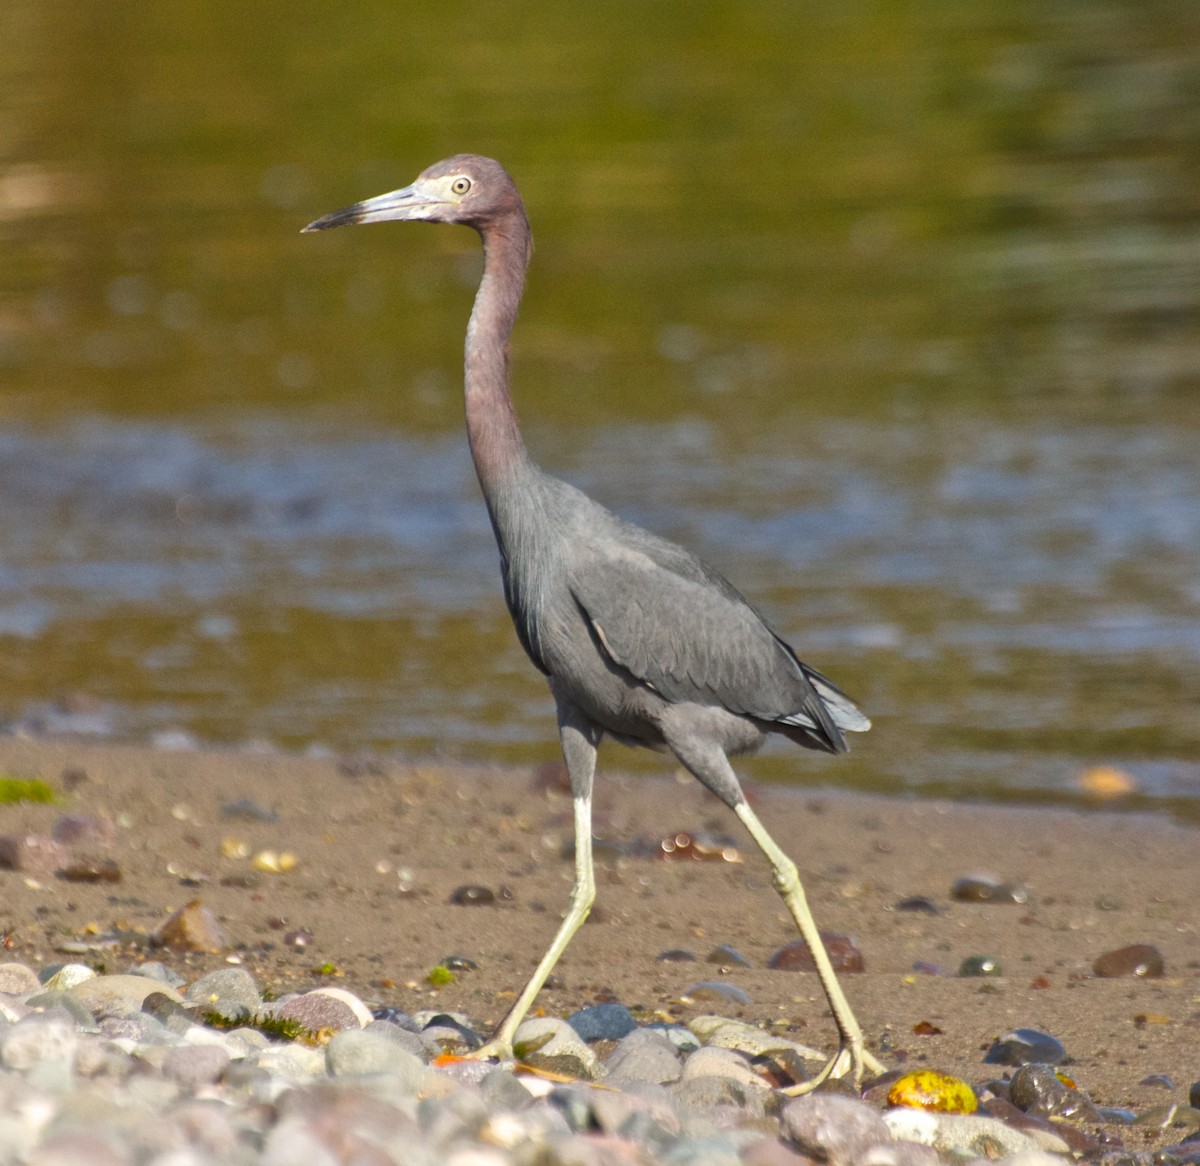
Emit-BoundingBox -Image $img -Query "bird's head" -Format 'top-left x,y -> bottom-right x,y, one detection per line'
302,154 -> 521,235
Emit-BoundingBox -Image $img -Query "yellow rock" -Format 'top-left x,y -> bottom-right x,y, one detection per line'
887,1069 -> 978,1114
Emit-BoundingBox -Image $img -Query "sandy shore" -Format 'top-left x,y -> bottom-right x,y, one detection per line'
0,736 -> 1195,1124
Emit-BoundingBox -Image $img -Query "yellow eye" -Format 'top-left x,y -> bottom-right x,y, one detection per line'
451,177 -> 471,195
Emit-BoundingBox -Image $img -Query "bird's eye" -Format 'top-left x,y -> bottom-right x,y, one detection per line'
451,177 -> 472,195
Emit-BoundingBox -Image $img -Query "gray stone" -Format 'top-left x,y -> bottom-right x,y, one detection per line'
39,963 -> 96,993
882,1109 -> 1045,1158
71,974 -> 184,1017
73,1038 -> 136,1080
251,1041 -> 326,1082
481,1065 -> 536,1111
126,960 -> 188,989
567,1003 -> 638,1042
512,1017 -> 599,1079
274,990 -> 362,1034
142,991 -> 195,1034
363,1018 -> 427,1058
689,1016 -> 823,1063
672,1075 -> 767,1118
22,1130 -> 132,1166
0,1015 -> 77,1091
184,967 -> 262,1020
984,1027 -> 1067,1066
162,1043 -> 232,1088
604,1027 -> 683,1086
679,1045 -> 767,1092
326,1028 -> 434,1088
0,962 -> 41,995
781,1093 -> 891,1166
859,1142 -> 943,1166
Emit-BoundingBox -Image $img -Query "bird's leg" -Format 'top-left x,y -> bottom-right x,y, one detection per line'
733,799 -> 885,1093
472,706 -> 598,1062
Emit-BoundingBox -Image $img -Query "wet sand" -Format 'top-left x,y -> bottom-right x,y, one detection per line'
0,736 -> 1196,1127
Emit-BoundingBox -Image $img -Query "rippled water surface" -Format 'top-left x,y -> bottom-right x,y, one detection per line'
1,0 -> 1198,813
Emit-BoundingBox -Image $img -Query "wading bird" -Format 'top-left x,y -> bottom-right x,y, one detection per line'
304,156 -> 881,1089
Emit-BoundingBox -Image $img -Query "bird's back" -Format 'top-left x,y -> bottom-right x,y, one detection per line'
489,468 -> 868,754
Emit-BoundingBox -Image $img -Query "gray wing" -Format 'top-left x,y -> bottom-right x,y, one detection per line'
567,537 -> 868,748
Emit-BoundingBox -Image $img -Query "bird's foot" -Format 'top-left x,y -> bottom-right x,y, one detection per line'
464,1037 -> 515,1064
782,1039 -> 885,1096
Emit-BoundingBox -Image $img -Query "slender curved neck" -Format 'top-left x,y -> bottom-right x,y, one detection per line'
465,211 -> 532,494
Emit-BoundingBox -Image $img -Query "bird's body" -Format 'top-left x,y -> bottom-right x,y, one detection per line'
305,155 -> 882,1090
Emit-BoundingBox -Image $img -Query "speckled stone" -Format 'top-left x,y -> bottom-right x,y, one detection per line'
512,1017 -> 599,1080
0,963 -> 41,996
184,967 -> 262,1020
603,1028 -> 683,1086
780,1092 -> 890,1166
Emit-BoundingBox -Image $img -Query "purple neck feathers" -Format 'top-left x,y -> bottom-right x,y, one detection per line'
465,211 -> 533,497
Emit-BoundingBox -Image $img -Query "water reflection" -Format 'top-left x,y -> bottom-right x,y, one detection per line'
0,0 -> 1197,809
0,410 -> 1196,810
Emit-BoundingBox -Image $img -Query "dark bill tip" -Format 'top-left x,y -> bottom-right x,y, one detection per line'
300,204 -> 364,233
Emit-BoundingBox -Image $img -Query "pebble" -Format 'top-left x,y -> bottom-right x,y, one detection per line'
512,1017 -> 599,1079
1092,943 -> 1165,978
566,1002 -> 638,1041
767,934 -> 865,973
984,1028 -> 1067,1066
949,874 -> 1029,904
152,899 -> 231,953
0,957 -> 1186,1164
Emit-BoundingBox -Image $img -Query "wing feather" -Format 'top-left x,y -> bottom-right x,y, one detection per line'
568,542 -> 865,747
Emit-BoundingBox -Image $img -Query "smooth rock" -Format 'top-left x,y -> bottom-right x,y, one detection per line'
363,1019 -> 428,1059
781,1093 -> 890,1166
308,985 -> 374,1027
706,944 -> 753,968
252,1041 -> 327,1082
691,1017 -> 823,1064
184,967 -> 262,1020
883,1109 -> 1044,1157
0,1015 -> 77,1090
39,964 -> 96,993
0,834 -> 70,877
23,1130 -> 131,1166
1092,943 -> 1165,978
326,1028 -> 433,1087
679,1045 -> 768,1092
161,1043 -> 232,1089
603,1027 -> 683,1085
949,874 -> 1028,904
0,962 -> 41,995
512,1017 -> 599,1079
152,899 -> 231,953
767,934 -> 865,973
71,975 -> 185,1016
681,981 -> 751,1006
275,990 -> 364,1034
985,1027 -> 1067,1066
128,960 -> 188,989
51,812 -> 118,847
567,1003 -> 638,1042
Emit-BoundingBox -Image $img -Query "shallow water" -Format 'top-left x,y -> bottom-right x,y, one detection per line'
1,0 -> 1198,812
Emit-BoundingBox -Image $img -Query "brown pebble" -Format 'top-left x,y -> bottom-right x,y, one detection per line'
152,899 -> 231,953
58,858 -> 122,884
51,813 -> 117,848
767,934 -> 865,973
1093,943 -> 1165,978
950,875 -> 1028,904
449,884 -> 496,906
0,834 -> 72,879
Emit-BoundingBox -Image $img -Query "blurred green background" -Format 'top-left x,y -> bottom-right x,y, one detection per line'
1,0 -> 1198,813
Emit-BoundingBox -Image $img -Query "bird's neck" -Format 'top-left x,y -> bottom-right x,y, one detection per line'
465,214 -> 532,494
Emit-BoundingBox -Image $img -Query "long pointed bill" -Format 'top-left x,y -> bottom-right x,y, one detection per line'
301,183 -> 445,233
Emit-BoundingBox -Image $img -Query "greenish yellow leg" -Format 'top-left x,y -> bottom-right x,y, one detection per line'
734,800 -> 885,1092
472,791 -> 595,1061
